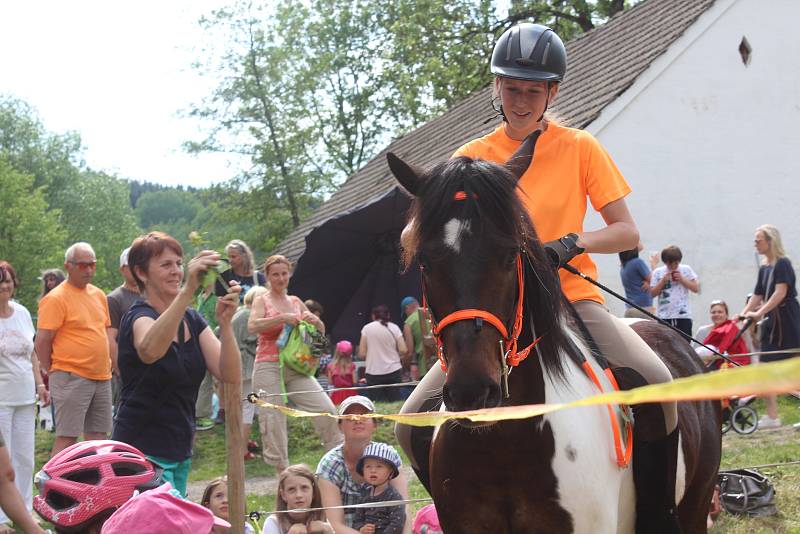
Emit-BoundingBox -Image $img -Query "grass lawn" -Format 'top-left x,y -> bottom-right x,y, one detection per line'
25,396 -> 800,532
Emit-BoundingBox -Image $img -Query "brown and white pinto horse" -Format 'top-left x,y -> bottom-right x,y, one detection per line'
387,136 -> 721,533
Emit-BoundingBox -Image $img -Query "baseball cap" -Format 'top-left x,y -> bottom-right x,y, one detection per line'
119,247 -> 131,267
335,340 -> 353,356
101,482 -> 230,534
401,296 -> 418,310
338,395 -> 375,415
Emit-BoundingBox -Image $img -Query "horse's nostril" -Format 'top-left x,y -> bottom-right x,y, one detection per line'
443,380 -> 500,411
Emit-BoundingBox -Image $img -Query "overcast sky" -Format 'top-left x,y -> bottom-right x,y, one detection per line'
0,0 -> 239,188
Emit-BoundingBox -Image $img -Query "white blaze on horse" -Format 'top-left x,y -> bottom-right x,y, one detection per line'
388,137 -> 721,533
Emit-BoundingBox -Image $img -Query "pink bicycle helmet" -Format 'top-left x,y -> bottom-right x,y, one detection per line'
33,440 -> 163,532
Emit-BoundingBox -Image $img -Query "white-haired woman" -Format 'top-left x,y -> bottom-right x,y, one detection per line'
216,239 -> 266,303
739,224 -> 800,428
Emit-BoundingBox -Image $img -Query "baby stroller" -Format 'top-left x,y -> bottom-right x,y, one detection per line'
698,319 -> 759,435
721,394 -> 758,435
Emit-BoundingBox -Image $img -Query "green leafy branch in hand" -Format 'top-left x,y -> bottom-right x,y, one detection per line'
188,230 -> 230,293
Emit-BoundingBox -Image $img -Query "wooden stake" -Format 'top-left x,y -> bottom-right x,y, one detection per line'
224,381 -> 245,533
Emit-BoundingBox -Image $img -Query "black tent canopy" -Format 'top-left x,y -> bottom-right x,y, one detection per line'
288,187 -> 420,346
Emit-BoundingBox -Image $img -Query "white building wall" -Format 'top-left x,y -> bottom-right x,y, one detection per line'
583,0 -> 800,330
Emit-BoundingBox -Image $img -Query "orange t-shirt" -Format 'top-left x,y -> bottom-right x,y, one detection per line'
37,282 -> 111,380
453,123 -> 631,304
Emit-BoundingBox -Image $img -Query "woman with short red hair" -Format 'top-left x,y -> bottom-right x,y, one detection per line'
111,232 -> 241,495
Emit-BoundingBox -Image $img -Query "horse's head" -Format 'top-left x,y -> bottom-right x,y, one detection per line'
388,132 -> 566,417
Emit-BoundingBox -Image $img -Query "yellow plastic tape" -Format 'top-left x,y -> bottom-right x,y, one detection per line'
252,358 -> 800,427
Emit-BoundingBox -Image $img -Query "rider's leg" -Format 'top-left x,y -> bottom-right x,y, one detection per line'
573,300 -> 676,433
573,300 -> 681,533
395,365 -> 445,494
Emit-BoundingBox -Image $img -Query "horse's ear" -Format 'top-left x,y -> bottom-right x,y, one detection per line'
504,130 -> 542,181
387,152 -> 425,196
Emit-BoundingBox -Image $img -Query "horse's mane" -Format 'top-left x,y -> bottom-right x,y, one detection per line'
402,156 -> 583,381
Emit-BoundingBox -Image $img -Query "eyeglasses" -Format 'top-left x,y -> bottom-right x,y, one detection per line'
68,261 -> 97,269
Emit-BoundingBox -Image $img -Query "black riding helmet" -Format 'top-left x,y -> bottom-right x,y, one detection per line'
491,23 -> 567,82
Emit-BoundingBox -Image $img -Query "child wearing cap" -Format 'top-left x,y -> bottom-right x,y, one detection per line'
352,443 -> 405,534
327,340 -> 357,405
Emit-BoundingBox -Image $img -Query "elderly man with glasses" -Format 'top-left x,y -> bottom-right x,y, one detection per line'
35,242 -> 115,457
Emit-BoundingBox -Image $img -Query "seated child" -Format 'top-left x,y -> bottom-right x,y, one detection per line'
353,443 -> 405,534
201,476 -> 255,533
263,465 -> 333,534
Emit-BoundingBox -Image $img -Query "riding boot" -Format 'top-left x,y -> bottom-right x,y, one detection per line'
633,428 -> 682,534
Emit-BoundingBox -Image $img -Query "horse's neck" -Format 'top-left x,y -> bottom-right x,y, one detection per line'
511,322 -> 600,406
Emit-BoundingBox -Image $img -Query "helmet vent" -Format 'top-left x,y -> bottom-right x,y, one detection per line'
46,490 -> 78,511
542,41 -> 551,66
738,36 -> 751,66
63,468 -> 101,485
112,462 -> 147,477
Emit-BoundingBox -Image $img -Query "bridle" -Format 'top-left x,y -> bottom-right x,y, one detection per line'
419,191 -> 542,398
416,190 -> 632,467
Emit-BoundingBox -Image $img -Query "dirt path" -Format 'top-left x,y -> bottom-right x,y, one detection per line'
187,475 -> 278,502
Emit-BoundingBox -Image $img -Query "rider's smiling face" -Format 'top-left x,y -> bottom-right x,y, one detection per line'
496,77 -> 559,139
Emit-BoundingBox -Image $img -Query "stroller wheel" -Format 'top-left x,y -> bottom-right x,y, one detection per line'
721,418 -> 732,434
731,406 -> 758,435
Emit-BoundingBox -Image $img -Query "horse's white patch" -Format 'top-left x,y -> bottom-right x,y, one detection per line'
442,218 -> 470,253
676,433 -> 686,504
542,325 -> 635,533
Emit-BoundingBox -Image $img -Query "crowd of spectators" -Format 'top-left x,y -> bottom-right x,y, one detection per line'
1,222 -> 797,532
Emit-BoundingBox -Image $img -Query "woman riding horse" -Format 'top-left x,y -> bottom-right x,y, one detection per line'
396,23 -> 680,532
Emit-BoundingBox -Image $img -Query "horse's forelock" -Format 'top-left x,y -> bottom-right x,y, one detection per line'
402,157 -> 524,268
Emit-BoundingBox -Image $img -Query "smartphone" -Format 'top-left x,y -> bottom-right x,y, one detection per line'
214,272 -> 231,297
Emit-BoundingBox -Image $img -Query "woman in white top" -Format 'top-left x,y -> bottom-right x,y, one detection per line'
359,305 -> 407,402
0,261 -> 49,532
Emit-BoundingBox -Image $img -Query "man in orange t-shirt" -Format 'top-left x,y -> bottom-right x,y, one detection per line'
36,242 -> 114,457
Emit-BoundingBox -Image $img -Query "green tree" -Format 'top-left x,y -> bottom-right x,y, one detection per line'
0,158 -> 67,310
55,170 -> 142,292
187,2 -> 331,232
135,189 -> 202,228
188,1 -> 638,237
0,95 -> 83,201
